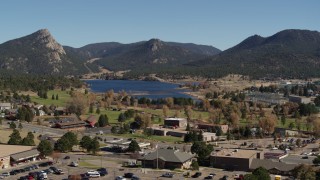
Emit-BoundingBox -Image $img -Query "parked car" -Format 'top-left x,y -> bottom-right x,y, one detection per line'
161,172 -> 174,178
86,170 -> 100,178
64,156 -> 71,159
97,168 -> 108,176
70,161 -> 79,167
56,169 -> 64,175
124,173 -> 134,178
115,176 -> 126,180
1,172 -> 10,177
131,175 -> 140,180
192,172 -> 202,178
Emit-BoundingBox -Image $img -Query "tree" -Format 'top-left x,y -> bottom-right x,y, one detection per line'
80,136 -> 92,152
37,140 -> 53,157
118,113 -> 126,123
9,122 -> 16,129
281,115 -> 286,126
54,132 -> 78,152
127,140 -> 141,152
98,114 -> 109,127
96,107 -> 100,114
8,129 -> 22,145
186,123 -> 191,131
191,141 -> 213,165
190,160 -> 199,170
296,138 -> 302,147
244,174 -> 258,180
18,122 -> 23,130
55,94 -> 59,100
259,114 -> 277,135
21,132 -> 35,146
90,137 -> 100,155
162,105 -> 169,117
252,167 -> 271,180
52,94 -> 55,100
288,122 -> 295,129
184,105 -> 193,121
313,155 -> 320,165
89,104 -> 93,113
292,164 -> 316,180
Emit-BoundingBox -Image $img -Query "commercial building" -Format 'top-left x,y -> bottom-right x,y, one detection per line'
138,149 -> 195,169
250,159 -> 296,176
274,127 -> 299,137
210,149 -> 261,171
0,145 -> 39,169
164,118 -> 187,128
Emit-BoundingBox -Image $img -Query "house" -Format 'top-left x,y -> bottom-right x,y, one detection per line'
54,107 -> 66,115
164,118 -> 187,128
0,145 -> 37,169
196,123 -> 229,134
202,132 -> 217,142
138,149 -> 195,169
210,149 -> 261,171
85,115 -> 97,127
34,104 -> 43,110
0,103 -> 11,111
250,159 -> 296,176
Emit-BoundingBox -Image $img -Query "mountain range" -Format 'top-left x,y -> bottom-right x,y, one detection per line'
0,29 -> 319,79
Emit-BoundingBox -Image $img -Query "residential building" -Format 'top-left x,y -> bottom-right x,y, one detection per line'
86,115 -> 97,127
164,118 -> 187,128
138,149 -> 195,169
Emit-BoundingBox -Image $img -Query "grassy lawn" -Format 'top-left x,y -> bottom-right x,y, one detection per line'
0,128 -> 41,145
111,133 -> 182,143
30,90 -> 71,107
78,161 -> 100,169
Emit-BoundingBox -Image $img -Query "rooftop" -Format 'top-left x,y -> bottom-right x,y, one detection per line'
164,117 -> 187,121
211,149 -> 259,159
250,159 -> 296,172
0,145 -> 35,158
139,149 -> 195,163
11,149 -> 40,161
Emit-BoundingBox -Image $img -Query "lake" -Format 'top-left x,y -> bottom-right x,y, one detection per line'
84,80 -> 193,99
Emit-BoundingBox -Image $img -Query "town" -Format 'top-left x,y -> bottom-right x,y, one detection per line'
0,77 -> 319,180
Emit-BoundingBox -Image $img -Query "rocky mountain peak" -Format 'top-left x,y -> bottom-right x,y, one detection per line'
33,29 -> 66,55
147,38 -> 163,52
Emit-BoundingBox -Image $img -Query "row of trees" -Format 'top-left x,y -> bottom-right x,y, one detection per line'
8,130 -> 35,146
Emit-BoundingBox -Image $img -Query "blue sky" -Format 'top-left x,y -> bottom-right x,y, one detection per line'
0,0 -> 319,50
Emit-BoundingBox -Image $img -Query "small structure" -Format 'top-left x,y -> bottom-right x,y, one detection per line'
0,103 -> 12,110
164,118 -> 187,128
288,95 -> 311,104
54,107 -> 66,115
202,132 -> 217,142
55,121 -> 86,131
210,149 -> 260,171
138,149 -> 195,169
274,127 -> 299,137
85,115 -> 97,128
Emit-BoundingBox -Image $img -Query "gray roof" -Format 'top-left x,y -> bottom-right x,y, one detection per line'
11,149 -> 39,161
250,159 -> 297,172
140,149 -> 195,163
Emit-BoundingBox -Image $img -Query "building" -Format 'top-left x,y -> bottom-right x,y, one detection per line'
196,123 -> 229,134
288,95 -> 311,104
274,127 -> 299,137
164,118 -> 187,128
138,149 -> 195,169
150,127 -> 188,137
0,145 -> 38,169
85,115 -> 97,128
246,92 -> 287,105
210,149 -> 260,171
202,132 -> 217,142
250,159 -> 296,176
0,103 -> 11,110
55,121 -> 86,131
11,149 -> 40,165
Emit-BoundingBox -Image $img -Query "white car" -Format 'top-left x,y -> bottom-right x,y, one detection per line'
70,161 -> 79,167
86,170 -> 100,178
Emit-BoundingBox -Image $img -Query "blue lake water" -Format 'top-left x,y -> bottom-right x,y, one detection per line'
84,80 -> 193,99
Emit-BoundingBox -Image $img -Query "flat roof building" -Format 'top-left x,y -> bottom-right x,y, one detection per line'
164,118 -> 187,128
210,149 -> 261,171
0,145 -> 37,169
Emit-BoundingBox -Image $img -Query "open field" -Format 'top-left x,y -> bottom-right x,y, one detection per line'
30,90 -> 72,107
0,128 -> 41,145
111,133 -> 183,143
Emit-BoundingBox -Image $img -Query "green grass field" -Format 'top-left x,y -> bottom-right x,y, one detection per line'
31,90 -> 71,107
